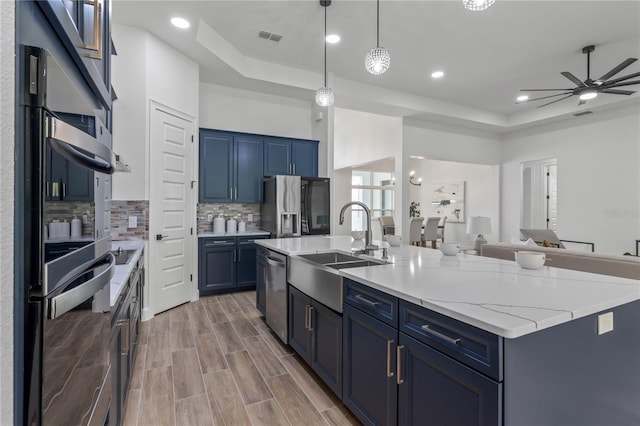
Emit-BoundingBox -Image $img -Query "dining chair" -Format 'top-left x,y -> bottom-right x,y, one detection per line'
409,217 -> 425,246
436,216 -> 447,243
379,215 -> 395,236
422,217 -> 441,249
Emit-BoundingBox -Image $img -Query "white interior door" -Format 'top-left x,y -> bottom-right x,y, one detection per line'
149,103 -> 196,315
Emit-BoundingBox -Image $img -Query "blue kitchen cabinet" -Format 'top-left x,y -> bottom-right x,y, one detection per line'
264,137 -> 318,177
199,129 -> 263,203
199,130 -> 233,203
397,333 -> 501,426
237,236 -> 263,287
343,303 -> 398,426
199,238 -> 236,293
288,285 -> 343,398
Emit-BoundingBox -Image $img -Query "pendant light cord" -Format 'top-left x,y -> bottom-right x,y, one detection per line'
324,5 -> 328,87
376,0 -> 380,48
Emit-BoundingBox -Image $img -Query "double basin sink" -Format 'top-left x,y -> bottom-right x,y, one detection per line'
288,251 -> 388,312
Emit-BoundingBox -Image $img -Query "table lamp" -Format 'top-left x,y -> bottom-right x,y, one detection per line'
467,216 -> 492,252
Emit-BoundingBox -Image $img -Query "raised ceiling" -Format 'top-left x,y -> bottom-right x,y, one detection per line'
112,1 -> 640,132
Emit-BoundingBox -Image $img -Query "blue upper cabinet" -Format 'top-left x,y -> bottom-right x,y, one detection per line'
264,137 -> 318,177
234,134 -> 264,203
199,129 -> 264,203
199,130 -> 233,203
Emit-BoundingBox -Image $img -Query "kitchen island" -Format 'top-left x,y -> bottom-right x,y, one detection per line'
256,236 -> 640,426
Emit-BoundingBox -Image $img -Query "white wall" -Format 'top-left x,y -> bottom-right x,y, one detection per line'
501,105 -> 640,254
111,23 -> 199,200
333,108 -> 404,236
0,1 -> 14,422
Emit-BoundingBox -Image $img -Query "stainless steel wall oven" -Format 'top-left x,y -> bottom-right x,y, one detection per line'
22,45 -> 116,426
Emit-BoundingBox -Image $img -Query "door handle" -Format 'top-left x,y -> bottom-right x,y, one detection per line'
386,339 -> 395,378
156,234 -> 168,241
397,345 -> 404,385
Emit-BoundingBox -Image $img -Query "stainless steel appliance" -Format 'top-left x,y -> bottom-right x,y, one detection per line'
21,45 -> 116,426
258,248 -> 288,343
261,175 -> 331,237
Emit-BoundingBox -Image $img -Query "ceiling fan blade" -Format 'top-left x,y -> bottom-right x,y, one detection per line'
598,58 -> 638,81
519,88 -> 574,92
537,94 -> 574,108
516,92 -> 573,104
561,71 -> 586,87
600,89 -> 636,95
604,80 -> 640,88
604,71 -> 640,85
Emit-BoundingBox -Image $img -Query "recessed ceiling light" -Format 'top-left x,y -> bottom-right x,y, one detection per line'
171,17 -> 190,29
326,34 -> 340,44
517,95 -> 529,102
431,71 -> 444,79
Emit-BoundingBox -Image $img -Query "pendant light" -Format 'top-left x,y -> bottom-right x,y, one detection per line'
315,0 -> 335,107
462,0 -> 496,12
365,0 -> 390,75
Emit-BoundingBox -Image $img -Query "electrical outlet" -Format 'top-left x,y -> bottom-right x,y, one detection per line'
247,213 -> 253,222
207,213 -> 213,222
598,312 -> 614,335
128,216 -> 137,229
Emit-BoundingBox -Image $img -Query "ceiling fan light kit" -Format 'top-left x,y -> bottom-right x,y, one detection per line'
462,0 -> 496,12
518,45 -> 639,108
365,0 -> 390,75
316,0 -> 335,107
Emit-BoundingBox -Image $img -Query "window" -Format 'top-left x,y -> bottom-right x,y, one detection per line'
351,171 -> 395,231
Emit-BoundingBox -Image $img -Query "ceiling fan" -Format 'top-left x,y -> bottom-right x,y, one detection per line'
518,45 -> 640,108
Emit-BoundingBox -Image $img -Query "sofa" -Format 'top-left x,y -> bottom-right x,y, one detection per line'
481,243 -> 640,280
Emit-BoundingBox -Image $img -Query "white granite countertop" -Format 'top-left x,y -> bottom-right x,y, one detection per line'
198,230 -> 270,238
45,237 -> 95,243
110,240 -> 145,307
256,236 -> 640,339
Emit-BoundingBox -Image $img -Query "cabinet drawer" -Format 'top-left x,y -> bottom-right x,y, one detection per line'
238,235 -> 269,246
399,300 -> 502,381
344,279 -> 398,328
202,238 -> 235,248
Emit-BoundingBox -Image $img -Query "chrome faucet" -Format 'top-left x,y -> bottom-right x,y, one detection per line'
339,201 -> 378,254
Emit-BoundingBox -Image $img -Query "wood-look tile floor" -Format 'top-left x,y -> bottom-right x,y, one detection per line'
123,291 -> 361,426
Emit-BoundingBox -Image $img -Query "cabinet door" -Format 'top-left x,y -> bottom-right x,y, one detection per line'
234,135 -> 263,203
288,286 -> 312,362
398,333 -> 501,426
237,240 -> 258,287
199,130 -> 233,202
264,138 -> 291,176
199,241 -> 236,295
343,304 -> 398,426
310,301 -> 342,398
256,256 -> 267,316
291,140 -> 318,177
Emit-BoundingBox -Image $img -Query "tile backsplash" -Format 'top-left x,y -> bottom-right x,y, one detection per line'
111,200 -> 149,240
45,201 -> 95,237
197,203 -> 262,233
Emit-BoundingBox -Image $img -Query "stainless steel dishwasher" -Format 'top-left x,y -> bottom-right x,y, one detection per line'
261,249 -> 288,343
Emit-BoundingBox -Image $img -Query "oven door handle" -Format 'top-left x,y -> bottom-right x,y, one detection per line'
47,253 -> 115,319
47,116 -> 115,174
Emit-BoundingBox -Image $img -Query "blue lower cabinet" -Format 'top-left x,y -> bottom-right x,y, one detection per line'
398,333 -> 502,426
343,304 -> 398,426
237,238 -> 259,287
288,286 -> 312,361
310,301 -> 342,398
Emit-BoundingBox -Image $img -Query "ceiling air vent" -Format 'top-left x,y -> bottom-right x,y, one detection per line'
258,30 -> 283,42
573,111 -> 593,117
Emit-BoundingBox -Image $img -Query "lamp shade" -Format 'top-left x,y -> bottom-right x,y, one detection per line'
467,216 -> 492,235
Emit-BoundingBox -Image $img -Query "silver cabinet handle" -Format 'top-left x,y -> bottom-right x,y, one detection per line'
308,306 -> 314,331
52,182 -> 59,198
386,339 -> 395,377
355,294 -> 379,307
212,240 -> 232,244
397,345 -> 404,385
120,319 -> 130,354
292,163 -> 296,175
305,305 -> 310,330
45,182 -> 50,197
421,324 -> 461,345
62,182 -> 66,198
230,188 -> 232,199
235,188 -> 238,199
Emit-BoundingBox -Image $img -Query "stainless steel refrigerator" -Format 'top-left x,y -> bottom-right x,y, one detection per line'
261,175 -> 330,238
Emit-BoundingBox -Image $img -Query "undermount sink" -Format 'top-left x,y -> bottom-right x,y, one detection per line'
110,249 -> 136,265
289,251 -> 388,312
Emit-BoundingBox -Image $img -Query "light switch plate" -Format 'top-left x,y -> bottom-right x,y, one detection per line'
598,312 -> 614,335
128,216 -> 137,229
207,213 -> 213,222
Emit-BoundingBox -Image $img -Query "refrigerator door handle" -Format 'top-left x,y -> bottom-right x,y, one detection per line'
47,253 -> 115,319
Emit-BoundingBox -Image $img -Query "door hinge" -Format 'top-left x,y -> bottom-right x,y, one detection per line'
190,274 -> 193,281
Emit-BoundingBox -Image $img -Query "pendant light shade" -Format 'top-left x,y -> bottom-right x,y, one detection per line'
462,0 -> 496,12
366,0 -> 390,75
315,1 -> 334,107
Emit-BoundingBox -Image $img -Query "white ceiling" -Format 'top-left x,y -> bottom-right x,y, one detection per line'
112,0 -> 640,132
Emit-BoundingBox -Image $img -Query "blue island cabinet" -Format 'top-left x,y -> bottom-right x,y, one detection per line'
288,285 -> 343,398
264,137 -> 318,177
